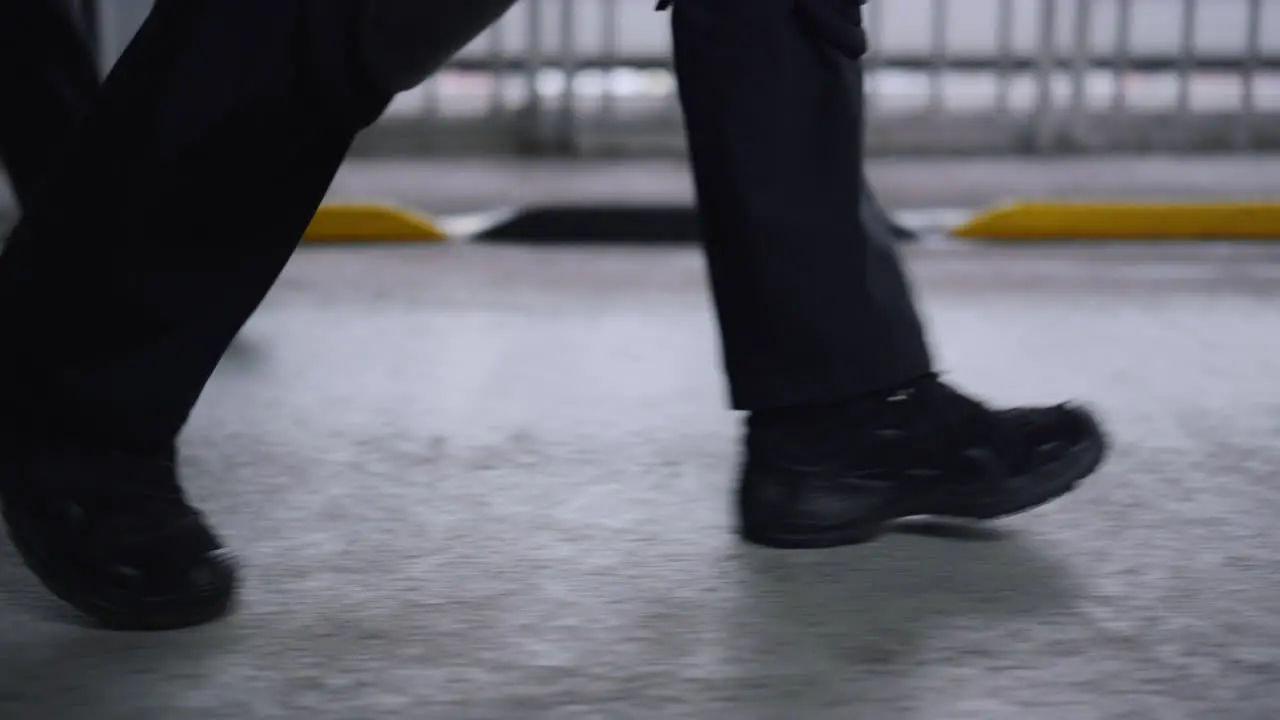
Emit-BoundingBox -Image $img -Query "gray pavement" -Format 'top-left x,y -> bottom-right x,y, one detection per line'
3,240 -> 1280,718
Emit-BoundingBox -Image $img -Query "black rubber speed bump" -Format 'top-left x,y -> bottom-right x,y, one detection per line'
475,205 -> 700,243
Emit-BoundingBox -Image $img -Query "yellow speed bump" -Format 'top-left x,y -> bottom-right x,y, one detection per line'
303,203 -> 446,242
952,202 -> 1280,240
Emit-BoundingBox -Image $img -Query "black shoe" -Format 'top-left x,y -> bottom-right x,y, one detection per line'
1,441 -> 238,630
738,375 -> 1107,549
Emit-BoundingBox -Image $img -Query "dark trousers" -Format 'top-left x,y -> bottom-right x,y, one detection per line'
672,0 -> 929,408
0,0 -> 930,455
0,0 -> 100,211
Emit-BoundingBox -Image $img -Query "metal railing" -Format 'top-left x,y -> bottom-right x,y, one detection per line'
95,0 -> 1280,155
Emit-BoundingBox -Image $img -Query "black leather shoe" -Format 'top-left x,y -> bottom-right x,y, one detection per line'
738,375 -> 1107,549
1,441 -> 238,630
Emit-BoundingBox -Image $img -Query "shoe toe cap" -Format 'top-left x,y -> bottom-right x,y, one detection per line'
94,549 -> 239,630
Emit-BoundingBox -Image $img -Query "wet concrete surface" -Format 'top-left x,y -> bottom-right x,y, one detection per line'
2,240 -> 1280,719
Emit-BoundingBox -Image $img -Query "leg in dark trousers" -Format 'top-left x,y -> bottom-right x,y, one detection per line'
0,0 -> 101,211
0,0 -> 518,630
672,0 -> 930,410
671,0 -> 1106,549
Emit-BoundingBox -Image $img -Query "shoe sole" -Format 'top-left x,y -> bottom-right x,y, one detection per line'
740,409 -> 1108,550
4,523 -> 237,632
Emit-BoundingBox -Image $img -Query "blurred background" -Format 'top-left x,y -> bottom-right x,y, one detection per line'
4,0 -> 1273,232
90,0 -> 1280,155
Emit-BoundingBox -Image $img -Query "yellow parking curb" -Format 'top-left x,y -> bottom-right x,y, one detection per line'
303,203 -> 446,242
952,202 -> 1280,240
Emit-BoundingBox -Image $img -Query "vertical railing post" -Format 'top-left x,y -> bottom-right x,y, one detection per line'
994,0 -> 1017,118
1066,0 -> 1094,150
1173,0 -> 1197,147
926,0 -> 949,119
1110,0 -> 1133,117
600,0 -> 620,130
1032,0 -> 1061,152
556,0 -> 580,154
1237,0 -> 1264,151
521,0 -> 548,152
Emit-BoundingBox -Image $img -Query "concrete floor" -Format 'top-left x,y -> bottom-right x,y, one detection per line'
2,240 -> 1280,719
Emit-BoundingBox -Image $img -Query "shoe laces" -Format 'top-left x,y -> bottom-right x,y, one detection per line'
889,378 -> 1042,465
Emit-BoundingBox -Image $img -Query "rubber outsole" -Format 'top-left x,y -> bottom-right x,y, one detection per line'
740,413 -> 1108,550
4,523 -> 237,631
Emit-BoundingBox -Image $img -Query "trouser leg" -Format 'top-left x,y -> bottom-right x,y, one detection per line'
0,0 -> 100,211
671,0 -> 930,410
0,0 -> 517,450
